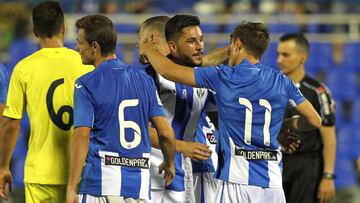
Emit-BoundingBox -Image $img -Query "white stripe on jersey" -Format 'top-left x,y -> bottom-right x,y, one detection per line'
268,151 -> 282,187
99,151 -> 121,195
158,76 -> 176,124
98,151 -> 151,197
229,138 -> 250,183
182,90 -> 207,141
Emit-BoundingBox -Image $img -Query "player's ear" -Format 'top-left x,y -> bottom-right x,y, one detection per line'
235,38 -> 243,50
168,41 -> 177,52
92,42 -> 100,55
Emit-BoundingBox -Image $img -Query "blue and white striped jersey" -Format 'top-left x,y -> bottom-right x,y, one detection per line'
74,59 -> 165,199
194,60 -> 305,188
192,113 -> 218,173
148,70 -> 212,191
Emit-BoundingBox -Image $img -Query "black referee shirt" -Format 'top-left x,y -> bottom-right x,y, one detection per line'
284,75 -> 336,154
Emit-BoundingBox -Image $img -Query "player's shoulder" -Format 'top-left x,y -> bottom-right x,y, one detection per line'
301,75 -> 331,95
129,67 -> 156,85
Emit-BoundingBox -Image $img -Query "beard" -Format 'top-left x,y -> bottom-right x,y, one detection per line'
176,49 -> 202,67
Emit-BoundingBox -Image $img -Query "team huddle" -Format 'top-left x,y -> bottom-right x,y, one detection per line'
0,1 -> 327,203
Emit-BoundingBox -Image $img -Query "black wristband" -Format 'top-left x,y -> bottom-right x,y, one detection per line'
323,172 -> 336,179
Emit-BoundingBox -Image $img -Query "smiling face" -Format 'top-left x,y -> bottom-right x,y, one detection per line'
76,28 -> 95,65
169,25 -> 204,66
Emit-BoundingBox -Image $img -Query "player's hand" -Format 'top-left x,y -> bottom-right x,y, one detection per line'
278,129 -> 301,154
0,168 -> 12,201
66,189 -> 79,203
178,141 -> 212,161
317,178 -> 335,203
158,162 -> 175,186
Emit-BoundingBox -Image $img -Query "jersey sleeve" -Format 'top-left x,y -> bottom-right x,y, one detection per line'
194,66 -> 220,91
147,78 -> 166,118
0,65 -> 8,104
73,79 -> 94,128
314,85 -> 335,126
285,75 -> 305,107
3,66 -> 25,119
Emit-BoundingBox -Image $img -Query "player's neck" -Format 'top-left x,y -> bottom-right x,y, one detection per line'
94,54 -> 117,68
288,67 -> 305,83
237,53 -> 259,65
39,37 -> 64,48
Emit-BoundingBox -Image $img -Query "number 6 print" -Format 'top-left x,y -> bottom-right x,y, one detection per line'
118,99 -> 142,149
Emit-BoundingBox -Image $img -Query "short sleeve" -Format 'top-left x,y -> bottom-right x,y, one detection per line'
315,85 -> 335,126
3,66 -> 25,119
73,79 -> 94,128
285,75 -> 305,107
147,78 -> 165,118
194,66 -> 221,91
0,64 -> 8,104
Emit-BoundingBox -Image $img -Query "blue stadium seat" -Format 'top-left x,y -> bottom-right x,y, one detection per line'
260,42 -> 278,69
335,155 -> 358,189
267,23 -> 300,33
115,43 -> 124,61
64,41 -> 77,50
341,42 -> 360,71
325,70 -> 359,101
8,39 -> 39,73
306,42 -> 334,72
115,23 -> 139,33
349,99 -> 360,124
201,23 -> 220,33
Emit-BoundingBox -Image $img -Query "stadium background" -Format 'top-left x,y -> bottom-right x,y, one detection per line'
0,0 -> 359,202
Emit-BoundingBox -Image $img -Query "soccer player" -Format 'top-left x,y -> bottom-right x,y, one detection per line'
0,62 -> 8,127
277,33 -> 336,203
0,2 -> 92,202
139,15 -> 225,203
140,22 -> 322,202
66,14 -> 175,203
191,113 -> 220,203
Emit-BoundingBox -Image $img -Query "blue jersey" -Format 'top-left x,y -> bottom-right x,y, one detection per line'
74,59 -> 165,199
194,60 -> 305,188
0,63 -> 9,104
146,65 -> 215,191
192,113 -> 218,173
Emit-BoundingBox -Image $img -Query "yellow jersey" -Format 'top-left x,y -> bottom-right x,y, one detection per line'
3,47 -> 93,184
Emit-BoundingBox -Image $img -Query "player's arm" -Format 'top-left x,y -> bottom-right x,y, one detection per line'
150,116 -> 176,186
149,123 -> 211,161
294,99 -> 322,129
202,46 -> 229,67
0,117 -> 21,200
0,104 -> 5,129
67,127 -> 90,202
282,115 -> 318,132
141,42 -> 196,87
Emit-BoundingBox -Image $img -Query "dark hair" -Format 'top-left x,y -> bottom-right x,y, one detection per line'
32,1 -> 64,38
75,14 -> 117,56
279,33 -> 310,54
141,16 -> 169,40
165,14 -> 200,42
232,22 -> 270,59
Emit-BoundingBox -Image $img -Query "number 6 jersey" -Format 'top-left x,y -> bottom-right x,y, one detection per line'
194,60 -> 305,188
3,47 -> 93,184
73,59 -> 166,199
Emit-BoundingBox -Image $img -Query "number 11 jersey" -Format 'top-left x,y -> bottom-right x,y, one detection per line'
3,47 -> 93,184
194,60 -> 305,188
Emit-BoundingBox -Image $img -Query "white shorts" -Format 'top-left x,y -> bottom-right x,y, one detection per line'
149,189 -> 186,203
193,172 -> 221,203
78,194 -> 144,203
215,181 -> 286,203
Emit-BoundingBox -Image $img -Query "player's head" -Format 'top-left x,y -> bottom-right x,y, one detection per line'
165,14 -> 204,66
138,16 -> 170,64
277,33 -> 309,75
228,22 -> 269,67
75,14 -> 117,65
32,1 -> 64,39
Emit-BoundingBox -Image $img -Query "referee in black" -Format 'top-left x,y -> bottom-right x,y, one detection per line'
277,33 -> 336,203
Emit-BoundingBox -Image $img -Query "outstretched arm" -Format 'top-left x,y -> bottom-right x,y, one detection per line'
294,99 -> 322,129
141,43 -> 196,87
202,46 -> 229,67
